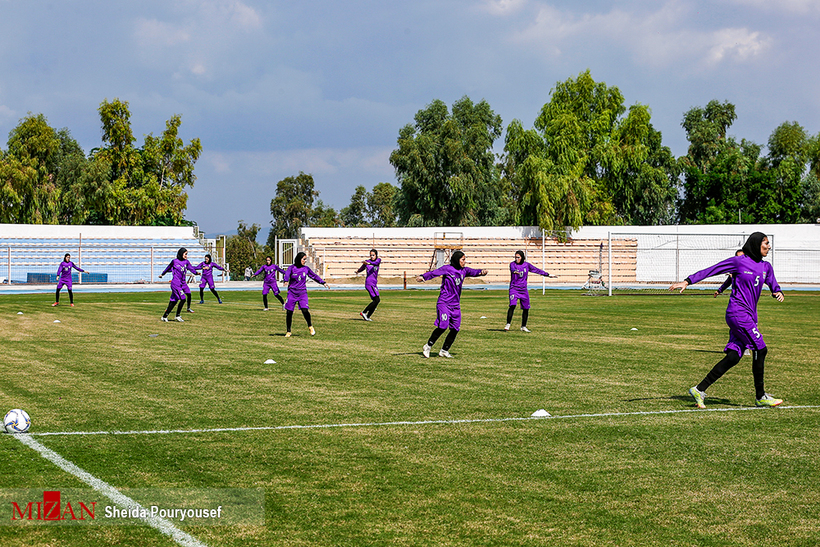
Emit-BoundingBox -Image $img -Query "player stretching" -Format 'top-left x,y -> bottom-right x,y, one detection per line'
357,249 -> 381,321
159,248 -> 200,322
670,232 -> 784,408
196,254 -> 225,304
254,256 -> 286,310
53,253 -> 84,307
283,252 -> 329,337
416,251 -> 488,358
506,250 -> 553,332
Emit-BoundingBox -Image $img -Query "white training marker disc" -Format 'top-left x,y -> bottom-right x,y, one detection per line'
531,409 -> 551,418
264,359 -> 277,364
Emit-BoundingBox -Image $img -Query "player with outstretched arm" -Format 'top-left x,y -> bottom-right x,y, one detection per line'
357,249 -> 381,321
669,232 -> 784,408
159,248 -> 200,322
283,252 -> 329,337
196,254 -> 225,304
53,253 -> 84,307
506,250 -> 555,332
416,250 -> 488,358
254,256 -> 286,310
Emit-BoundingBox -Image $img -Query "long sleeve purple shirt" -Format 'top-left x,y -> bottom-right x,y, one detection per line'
421,265 -> 484,307
509,261 -> 549,293
162,259 -> 199,289
357,258 -> 381,290
57,261 -> 84,282
196,261 -> 225,283
254,264 -> 285,285
284,264 -> 325,294
686,255 -> 781,321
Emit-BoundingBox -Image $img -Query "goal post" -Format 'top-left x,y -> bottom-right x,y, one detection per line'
606,232 -> 768,295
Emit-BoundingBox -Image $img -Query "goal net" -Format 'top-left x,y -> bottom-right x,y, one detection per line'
606,232 -> 766,294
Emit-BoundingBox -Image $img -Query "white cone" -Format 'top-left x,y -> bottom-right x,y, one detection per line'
264,359 -> 276,364
53,320 -> 61,323
17,312 -> 23,315
531,409 -> 551,417
630,328 -> 638,331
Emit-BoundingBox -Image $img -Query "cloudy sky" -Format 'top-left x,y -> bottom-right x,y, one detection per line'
1,0 -> 818,237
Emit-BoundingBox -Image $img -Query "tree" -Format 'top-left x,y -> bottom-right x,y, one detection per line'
390,96 -> 506,226
366,182 -> 398,227
340,185 -> 369,227
226,221 -> 265,280
311,200 -> 342,227
502,71 -> 678,232
268,171 -> 318,245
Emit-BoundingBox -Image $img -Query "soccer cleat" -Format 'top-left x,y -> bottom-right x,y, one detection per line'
175,316 -> 184,322
198,300 -> 204,304
309,326 -> 316,336
52,302 -> 59,307
422,344 -> 431,358
438,349 -> 453,358
689,386 -> 707,409
755,394 -> 783,407
520,326 -> 531,333
187,308 -> 194,313
263,308 -> 269,311
504,324 -> 510,331
360,311 -> 368,321
161,316 -> 169,322
364,314 -> 372,322
70,303 -> 74,307
285,332 -> 292,338
218,299 -> 223,304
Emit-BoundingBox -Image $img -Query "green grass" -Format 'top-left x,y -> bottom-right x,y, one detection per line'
1,289 -> 819,546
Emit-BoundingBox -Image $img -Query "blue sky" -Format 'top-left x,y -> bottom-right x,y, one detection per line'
2,0 -> 818,237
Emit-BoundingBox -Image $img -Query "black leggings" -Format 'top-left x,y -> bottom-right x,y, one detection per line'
506,305 -> 529,327
200,287 -> 221,301
697,347 -> 768,399
263,293 -> 285,309
286,308 -> 312,332
56,288 -> 74,304
363,295 -> 380,317
163,299 -> 185,318
427,327 -> 459,351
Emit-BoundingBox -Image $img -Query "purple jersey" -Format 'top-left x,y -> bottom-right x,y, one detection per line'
254,264 -> 285,286
162,259 -> 199,289
357,258 -> 381,294
422,265 -> 484,307
284,264 -> 325,293
57,260 -> 84,282
196,261 -> 225,283
509,261 -> 549,294
687,255 -> 781,322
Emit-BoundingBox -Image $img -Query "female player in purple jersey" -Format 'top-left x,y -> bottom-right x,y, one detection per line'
283,252 -> 329,337
416,250 -> 488,358
254,256 -> 286,310
53,253 -> 84,307
505,250 -> 553,332
357,249 -> 381,321
713,250 -> 744,298
159,248 -> 200,322
196,254 -> 225,304
670,232 -> 785,408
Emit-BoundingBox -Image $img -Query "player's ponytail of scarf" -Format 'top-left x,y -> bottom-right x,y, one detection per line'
294,251 -> 306,267
741,232 -> 767,262
450,250 -> 465,269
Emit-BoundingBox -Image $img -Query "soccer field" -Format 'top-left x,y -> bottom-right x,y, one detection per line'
2,289 -> 819,546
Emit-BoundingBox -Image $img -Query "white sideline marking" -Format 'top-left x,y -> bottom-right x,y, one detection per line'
28,405 -> 820,437
13,434 -> 208,547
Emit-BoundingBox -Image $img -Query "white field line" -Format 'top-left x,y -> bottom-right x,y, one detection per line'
14,434 -> 208,547
27,405 -> 820,437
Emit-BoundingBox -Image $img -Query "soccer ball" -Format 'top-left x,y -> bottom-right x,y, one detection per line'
4,409 -> 31,434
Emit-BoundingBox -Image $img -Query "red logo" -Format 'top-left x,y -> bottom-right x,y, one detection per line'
11,491 -> 96,521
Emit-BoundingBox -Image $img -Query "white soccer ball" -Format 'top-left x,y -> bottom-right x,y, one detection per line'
4,409 -> 31,434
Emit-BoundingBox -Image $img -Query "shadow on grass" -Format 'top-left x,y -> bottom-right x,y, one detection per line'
692,349 -> 728,354
628,394 -> 744,407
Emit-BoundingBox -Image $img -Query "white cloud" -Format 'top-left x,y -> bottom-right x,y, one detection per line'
723,0 -> 820,14
480,0 -> 528,16
134,18 -> 191,47
705,28 -> 771,64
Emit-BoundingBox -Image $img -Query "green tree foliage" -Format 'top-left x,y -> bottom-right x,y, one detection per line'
268,171 -> 318,244
340,185 -> 369,227
390,96 -> 509,226
502,70 -> 679,233
367,182 -> 398,227
311,200 -> 342,227
679,103 -> 809,224
226,221 -> 266,280
0,101 -> 201,226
